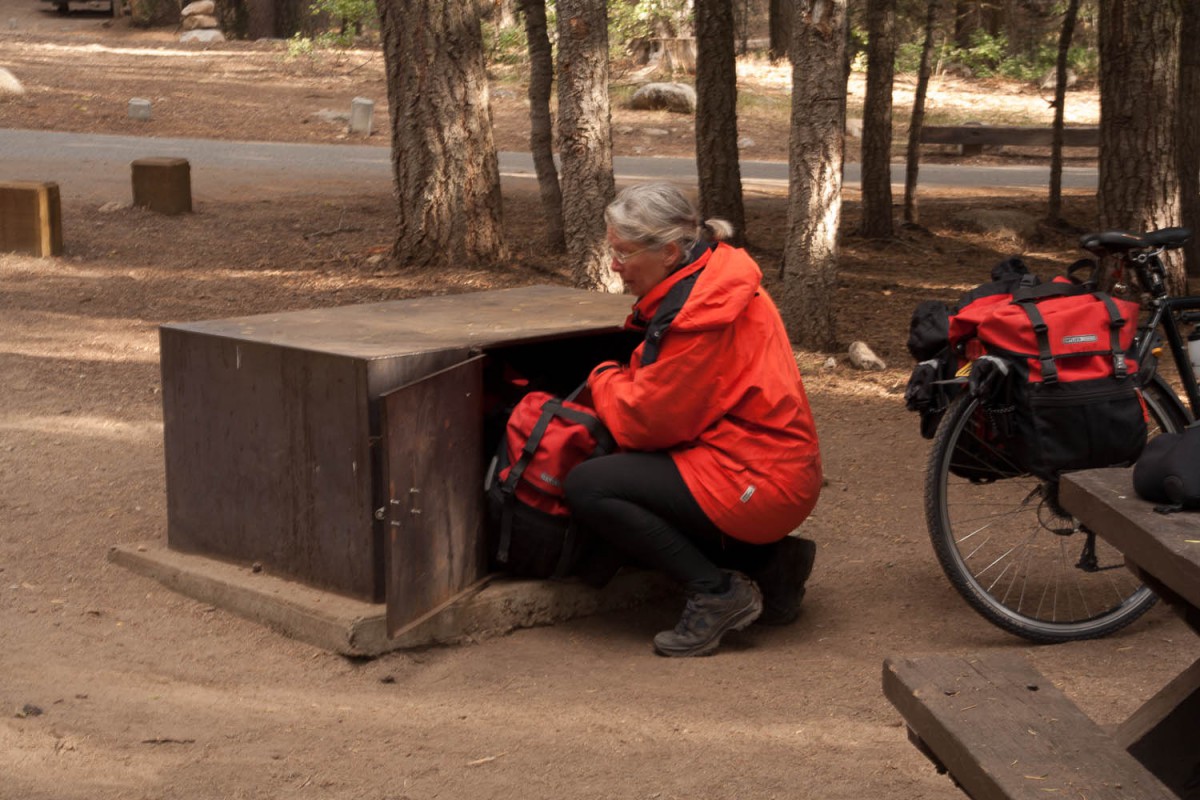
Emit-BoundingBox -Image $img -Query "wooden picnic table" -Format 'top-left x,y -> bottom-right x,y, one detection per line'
917,124 -> 1099,157
1059,467 -> 1200,798
883,467 -> 1200,800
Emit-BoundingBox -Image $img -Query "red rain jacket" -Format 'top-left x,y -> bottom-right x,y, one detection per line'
588,243 -> 822,543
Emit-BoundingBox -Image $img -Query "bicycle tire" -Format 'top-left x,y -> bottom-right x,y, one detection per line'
924,378 -> 1187,643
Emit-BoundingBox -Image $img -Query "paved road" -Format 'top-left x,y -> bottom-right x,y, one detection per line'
0,128 -> 1099,204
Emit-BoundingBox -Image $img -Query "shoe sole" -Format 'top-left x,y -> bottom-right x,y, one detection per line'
653,593 -> 763,658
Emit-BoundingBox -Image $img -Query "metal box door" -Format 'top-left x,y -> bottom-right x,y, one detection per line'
380,356 -> 487,637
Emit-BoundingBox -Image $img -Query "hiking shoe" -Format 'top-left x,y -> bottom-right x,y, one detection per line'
653,571 -> 763,657
752,535 -> 817,626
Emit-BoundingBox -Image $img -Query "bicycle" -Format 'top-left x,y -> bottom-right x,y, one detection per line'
925,226 -> 1194,643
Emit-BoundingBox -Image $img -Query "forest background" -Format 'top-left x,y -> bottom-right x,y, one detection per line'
124,0 -> 1189,351
4,1 -> 1200,799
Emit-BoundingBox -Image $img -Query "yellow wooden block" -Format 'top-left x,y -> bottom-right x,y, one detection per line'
0,181 -> 63,257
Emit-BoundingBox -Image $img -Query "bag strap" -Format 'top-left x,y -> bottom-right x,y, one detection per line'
1011,280 -> 1089,303
550,523 -> 579,578
494,404 -> 557,564
1015,301 -> 1055,383
494,393 -> 615,564
563,380 -> 588,403
1015,290 -> 1128,384
541,397 -> 616,456
1097,292 -> 1129,379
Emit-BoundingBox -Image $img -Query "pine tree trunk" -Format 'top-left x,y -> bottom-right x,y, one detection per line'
492,0 -> 517,28
557,0 -> 620,292
378,0 -> 506,269
1098,0 -> 1184,291
520,0 -> 565,252
272,0 -> 306,36
695,0 -> 746,245
953,0 -> 978,49
768,0 -> 792,61
1047,0 -> 1080,225
1178,0 -> 1200,278
860,0 -> 897,239
903,0 -> 940,226
777,0 -> 847,351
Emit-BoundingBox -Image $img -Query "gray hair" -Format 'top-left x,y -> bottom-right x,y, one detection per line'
604,182 -> 734,252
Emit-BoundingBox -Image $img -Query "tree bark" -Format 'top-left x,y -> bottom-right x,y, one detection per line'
378,0 -> 506,269
953,0 -> 978,49
1178,0 -> 1200,278
556,0 -> 620,292
1098,0 -> 1184,291
768,0 -> 793,61
1047,0 -> 1080,225
488,0 -> 517,28
519,0 -> 565,252
272,0 -> 307,37
695,0 -> 746,245
777,0 -> 847,351
859,0 -> 897,239
903,0 -> 940,226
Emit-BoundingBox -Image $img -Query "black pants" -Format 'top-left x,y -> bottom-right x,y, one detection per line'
564,452 -> 775,594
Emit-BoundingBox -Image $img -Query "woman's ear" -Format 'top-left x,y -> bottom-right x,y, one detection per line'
662,241 -> 683,269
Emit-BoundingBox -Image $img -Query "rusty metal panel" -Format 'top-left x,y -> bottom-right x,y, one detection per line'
382,357 -> 486,636
158,286 -> 631,605
161,329 -> 379,600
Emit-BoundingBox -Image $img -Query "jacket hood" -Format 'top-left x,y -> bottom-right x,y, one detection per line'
671,243 -> 762,331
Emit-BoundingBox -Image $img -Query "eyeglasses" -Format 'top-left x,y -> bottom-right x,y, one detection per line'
609,244 -> 654,265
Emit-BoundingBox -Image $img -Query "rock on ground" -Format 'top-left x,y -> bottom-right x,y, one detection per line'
629,82 -> 697,114
848,341 -> 887,371
179,29 -> 226,42
0,67 -> 24,95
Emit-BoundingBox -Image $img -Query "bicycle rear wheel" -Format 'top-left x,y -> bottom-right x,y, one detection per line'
924,380 -> 1185,643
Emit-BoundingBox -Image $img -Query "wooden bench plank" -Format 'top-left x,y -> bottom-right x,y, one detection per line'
918,125 -> 1098,157
919,125 -> 1099,148
883,652 -> 1175,800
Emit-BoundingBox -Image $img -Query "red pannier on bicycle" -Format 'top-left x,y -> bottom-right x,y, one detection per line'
970,280 -> 1147,480
906,259 -> 1148,482
905,258 -> 1039,476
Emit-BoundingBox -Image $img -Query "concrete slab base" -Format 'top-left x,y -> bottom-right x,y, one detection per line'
108,543 -> 675,657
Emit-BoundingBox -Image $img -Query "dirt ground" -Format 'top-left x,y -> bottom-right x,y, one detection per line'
1,6 -> 1196,800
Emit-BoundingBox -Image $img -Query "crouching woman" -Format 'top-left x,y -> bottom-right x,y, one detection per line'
564,182 -> 822,658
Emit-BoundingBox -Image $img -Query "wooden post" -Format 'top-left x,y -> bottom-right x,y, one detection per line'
131,157 -> 192,215
0,181 -> 63,257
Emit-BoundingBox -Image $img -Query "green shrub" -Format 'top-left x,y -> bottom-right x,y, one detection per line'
286,33 -> 316,59
894,28 -> 1097,84
485,21 -> 529,65
1066,43 -> 1098,77
306,0 -> 377,47
608,0 -> 693,53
